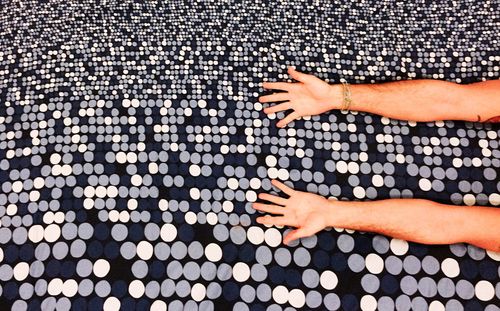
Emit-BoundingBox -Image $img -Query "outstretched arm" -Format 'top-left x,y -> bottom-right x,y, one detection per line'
254,180 -> 500,251
348,79 -> 500,122
259,67 -> 500,126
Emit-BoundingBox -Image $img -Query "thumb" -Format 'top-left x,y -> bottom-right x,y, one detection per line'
288,66 -> 316,84
283,228 -> 313,245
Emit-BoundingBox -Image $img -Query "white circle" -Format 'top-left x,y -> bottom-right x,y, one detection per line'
7,204 -> 18,216
264,228 -> 282,247
129,280 -> 145,298
390,239 -> 409,256
206,212 -> 217,225
365,253 -> 384,274
11,181 -> 23,193
119,211 -> 130,222
419,178 -> 432,191
372,175 -> 384,187
13,262 -> 29,281
189,164 -> 201,176
249,178 -> 261,189
247,226 -> 265,245
29,225 -> 44,243
137,241 -> 154,260
108,210 -> 119,222
198,99 -> 207,108
233,262 -> 250,282
160,224 -> 177,242
320,270 -> 338,290
347,162 -> 359,174
489,193 -> 500,206
288,289 -> 305,308
150,300 -> 167,311
360,295 -> 377,311
83,198 -> 94,210
441,258 -> 460,278
128,199 -> 138,210
266,155 -> 277,167
205,243 -> 222,262
158,199 -> 169,211
103,297 -> 121,311
336,161 -> 348,173
50,153 -> 61,164
272,285 -> 289,304
227,178 -> 239,190
54,212 -> 65,223
463,194 -> 476,206
246,190 -> 257,202
62,279 -> 78,297
190,188 -> 201,200
486,249 -> 500,261
94,259 -> 110,277
148,163 -> 159,174
124,152 -> 136,163
44,224 -> 61,242
353,186 -> 366,199
115,152 -> 127,163
185,211 -> 197,224
222,201 -> 234,212
475,280 -> 495,301
48,278 -> 63,295
131,175 -> 143,186
191,283 -> 206,301
277,169 -> 290,180
428,301 -> 445,311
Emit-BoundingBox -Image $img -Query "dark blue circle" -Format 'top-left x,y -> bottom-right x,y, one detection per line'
222,282 -> 239,301
285,269 -> 301,287
104,241 -> 120,259
330,253 -> 347,272
313,249 -> 330,269
87,240 -> 104,258
268,266 -> 285,284
111,280 -> 128,297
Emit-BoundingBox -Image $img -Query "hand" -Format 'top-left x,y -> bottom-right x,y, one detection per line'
253,179 -> 334,245
259,67 -> 342,127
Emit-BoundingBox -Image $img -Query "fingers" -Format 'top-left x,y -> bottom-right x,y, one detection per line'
288,66 -> 316,84
262,82 -> 294,91
283,228 -> 314,245
271,179 -> 295,196
252,203 -> 286,215
258,193 -> 287,206
256,215 -> 290,227
259,92 -> 291,103
263,102 -> 291,114
276,111 -> 300,128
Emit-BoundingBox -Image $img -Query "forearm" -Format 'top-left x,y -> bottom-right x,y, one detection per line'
337,79 -> 500,122
327,198 -> 500,251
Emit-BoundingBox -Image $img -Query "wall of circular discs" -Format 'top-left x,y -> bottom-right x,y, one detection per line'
0,1 -> 499,310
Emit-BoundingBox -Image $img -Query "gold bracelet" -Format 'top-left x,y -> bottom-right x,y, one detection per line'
340,80 -> 352,111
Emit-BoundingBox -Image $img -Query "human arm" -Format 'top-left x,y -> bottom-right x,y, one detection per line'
253,180 -> 500,251
259,67 -> 500,126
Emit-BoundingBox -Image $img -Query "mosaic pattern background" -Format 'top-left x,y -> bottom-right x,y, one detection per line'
1,0 -> 499,310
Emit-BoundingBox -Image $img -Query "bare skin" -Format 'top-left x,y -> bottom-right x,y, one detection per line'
254,180 -> 500,252
259,67 -> 500,126
254,68 -> 500,251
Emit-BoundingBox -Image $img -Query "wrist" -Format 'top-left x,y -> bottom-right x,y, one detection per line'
326,199 -> 370,231
327,84 -> 343,110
